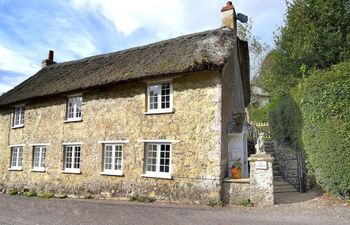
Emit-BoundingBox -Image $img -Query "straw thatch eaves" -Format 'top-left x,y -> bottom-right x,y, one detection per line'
0,28 -> 238,106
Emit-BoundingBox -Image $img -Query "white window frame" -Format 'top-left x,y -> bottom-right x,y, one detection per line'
10,146 -> 23,170
101,143 -> 124,176
143,143 -> 172,179
63,145 -> 81,173
66,96 -> 82,122
12,106 -> 25,128
32,145 -> 47,172
146,81 -> 173,114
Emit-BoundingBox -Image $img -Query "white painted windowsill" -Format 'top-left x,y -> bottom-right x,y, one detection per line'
141,174 -> 172,180
144,110 -> 174,115
31,168 -> 46,172
100,172 -> 123,176
64,118 -> 82,123
61,170 -> 81,174
8,167 -> 23,171
12,125 -> 24,129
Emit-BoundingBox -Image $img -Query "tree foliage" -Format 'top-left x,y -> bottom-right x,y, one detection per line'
275,0 -> 350,77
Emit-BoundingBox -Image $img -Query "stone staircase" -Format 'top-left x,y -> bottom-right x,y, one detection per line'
264,141 -> 298,194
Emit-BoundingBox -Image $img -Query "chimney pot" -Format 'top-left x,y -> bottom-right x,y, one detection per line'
42,50 -> 56,68
221,1 -> 236,31
48,50 -> 54,61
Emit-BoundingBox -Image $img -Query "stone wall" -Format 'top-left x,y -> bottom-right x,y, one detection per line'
222,153 -> 274,207
0,71 -> 225,203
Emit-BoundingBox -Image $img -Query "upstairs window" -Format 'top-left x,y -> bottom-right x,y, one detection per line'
66,96 -> 82,121
147,82 -> 173,113
10,146 -> 23,170
12,106 -> 25,128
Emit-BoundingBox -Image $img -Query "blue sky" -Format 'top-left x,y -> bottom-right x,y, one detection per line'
0,0 -> 287,93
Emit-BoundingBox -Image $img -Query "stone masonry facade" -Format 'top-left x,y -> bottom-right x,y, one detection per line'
0,71 -> 227,203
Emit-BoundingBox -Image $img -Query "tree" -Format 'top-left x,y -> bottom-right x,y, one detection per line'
237,20 -> 270,79
275,0 -> 350,77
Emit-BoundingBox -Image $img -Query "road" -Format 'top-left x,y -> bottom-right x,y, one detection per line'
0,194 -> 349,225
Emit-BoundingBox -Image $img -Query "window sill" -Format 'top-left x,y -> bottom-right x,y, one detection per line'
144,110 -> 174,115
8,168 -> 23,171
31,168 -> 46,172
11,125 -> 24,129
61,170 -> 81,174
141,174 -> 172,180
100,172 -> 124,177
64,118 -> 83,123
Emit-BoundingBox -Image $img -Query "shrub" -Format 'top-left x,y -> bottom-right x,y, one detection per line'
237,198 -> 254,207
9,189 -> 18,196
129,195 -> 155,203
298,61 -> 350,199
39,192 -> 54,199
207,200 -> 224,207
26,190 -> 37,197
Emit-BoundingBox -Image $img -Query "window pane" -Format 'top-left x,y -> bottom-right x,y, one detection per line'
65,146 -> 73,169
104,145 -> 113,170
74,146 -> 80,169
149,85 -> 158,110
41,147 -> 46,168
67,97 -> 82,119
159,144 -> 170,173
75,97 -> 82,118
160,83 -> 170,109
146,144 -> 157,172
34,147 -> 40,168
11,148 -> 18,167
114,145 -> 123,171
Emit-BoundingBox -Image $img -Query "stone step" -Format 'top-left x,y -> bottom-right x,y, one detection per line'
273,176 -> 283,181
274,185 -> 298,193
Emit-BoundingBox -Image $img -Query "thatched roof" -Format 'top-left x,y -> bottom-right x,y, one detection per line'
0,28 -> 239,106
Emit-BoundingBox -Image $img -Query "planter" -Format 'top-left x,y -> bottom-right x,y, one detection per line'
231,167 -> 241,179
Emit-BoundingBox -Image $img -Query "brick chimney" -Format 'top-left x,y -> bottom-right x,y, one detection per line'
42,50 -> 56,68
221,1 -> 237,31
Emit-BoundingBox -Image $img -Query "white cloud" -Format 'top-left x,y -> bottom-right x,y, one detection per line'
0,45 -> 39,75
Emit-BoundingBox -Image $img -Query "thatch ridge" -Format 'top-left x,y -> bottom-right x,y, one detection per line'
0,27 -> 236,106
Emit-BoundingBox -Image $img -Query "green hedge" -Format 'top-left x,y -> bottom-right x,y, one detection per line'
299,61 -> 350,198
269,61 -> 350,198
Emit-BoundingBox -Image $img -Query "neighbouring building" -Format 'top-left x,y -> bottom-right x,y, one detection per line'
0,2 -> 251,203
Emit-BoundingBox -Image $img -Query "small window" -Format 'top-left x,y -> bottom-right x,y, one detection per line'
12,106 -> 25,128
102,144 -> 123,175
66,96 -> 82,121
144,143 -> 171,178
10,146 -> 23,170
147,82 -> 173,113
63,145 -> 81,173
33,146 -> 46,171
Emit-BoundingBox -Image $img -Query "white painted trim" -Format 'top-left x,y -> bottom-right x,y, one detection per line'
144,109 -> 174,115
61,170 -> 81,174
138,140 -> 180,143
62,142 -> 83,145
98,140 -> 129,144
8,167 -> 23,171
11,125 -> 24,129
100,172 -> 123,176
28,143 -> 51,147
140,174 -> 172,180
64,118 -> 83,123
8,144 -> 25,147
31,168 -> 46,172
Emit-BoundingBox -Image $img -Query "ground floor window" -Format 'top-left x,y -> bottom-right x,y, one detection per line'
10,146 -> 23,169
64,145 -> 81,173
103,144 -> 123,175
145,143 -> 171,178
33,146 -> 46,170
